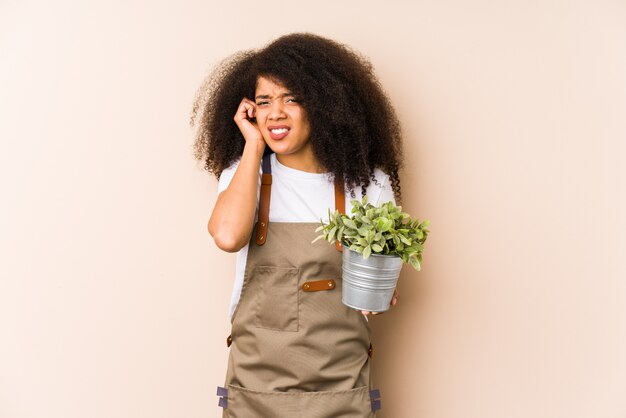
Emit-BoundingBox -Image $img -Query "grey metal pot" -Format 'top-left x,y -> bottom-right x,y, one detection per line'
341,246 -> 403,312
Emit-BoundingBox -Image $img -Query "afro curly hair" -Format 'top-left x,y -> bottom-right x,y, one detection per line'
190,32 -> 404,202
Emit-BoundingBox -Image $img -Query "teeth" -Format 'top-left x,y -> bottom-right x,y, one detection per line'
270,128 -> 288,134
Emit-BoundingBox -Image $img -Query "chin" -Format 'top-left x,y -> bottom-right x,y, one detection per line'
266,143 -> 291,155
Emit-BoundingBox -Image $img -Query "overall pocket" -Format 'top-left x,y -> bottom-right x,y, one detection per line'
253,266 -> 300,332
224,384 -> 375,418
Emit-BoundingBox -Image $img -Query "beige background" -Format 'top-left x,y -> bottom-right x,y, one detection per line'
1,0 -> 625,417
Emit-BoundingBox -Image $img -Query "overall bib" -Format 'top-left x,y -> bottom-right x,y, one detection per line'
217,155 -> 381,417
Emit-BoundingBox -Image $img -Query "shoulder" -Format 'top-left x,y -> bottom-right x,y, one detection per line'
218,158 -> 255,194
372,168 -> 390,186
221,158 -> 241,176
346,169 -> 395,211
364,169 -> 392,197
217,160 -> 238,194
371,169 -> 396,205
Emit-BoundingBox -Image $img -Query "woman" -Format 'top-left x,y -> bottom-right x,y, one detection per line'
191,32 -> 404,417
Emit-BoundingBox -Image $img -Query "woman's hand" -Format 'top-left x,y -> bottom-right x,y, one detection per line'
233,97 -> 265,148
359,288 -> 399,316
208,98 -> 267,253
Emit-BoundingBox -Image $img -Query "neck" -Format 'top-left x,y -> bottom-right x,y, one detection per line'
276,153 -> 326,174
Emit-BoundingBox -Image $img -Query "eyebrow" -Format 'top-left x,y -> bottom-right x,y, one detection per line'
255,92 -> 296,100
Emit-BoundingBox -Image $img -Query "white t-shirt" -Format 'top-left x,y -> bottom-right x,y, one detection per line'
217,153 -> 396,318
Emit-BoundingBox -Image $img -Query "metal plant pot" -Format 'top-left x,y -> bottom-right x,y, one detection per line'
341,246 -> 403,312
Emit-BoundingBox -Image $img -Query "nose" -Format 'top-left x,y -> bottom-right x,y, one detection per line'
268,100 -> 286,120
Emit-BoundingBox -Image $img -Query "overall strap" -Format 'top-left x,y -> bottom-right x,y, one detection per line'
255,154 -> 272,246
334,179 -> 345,252
255,154 -> 346,251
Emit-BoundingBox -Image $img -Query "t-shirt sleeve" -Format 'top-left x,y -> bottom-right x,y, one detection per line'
217,159 -> 241,194
215,158 -> 263,223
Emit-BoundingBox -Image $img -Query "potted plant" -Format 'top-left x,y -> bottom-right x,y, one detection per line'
313,197 -> 430,312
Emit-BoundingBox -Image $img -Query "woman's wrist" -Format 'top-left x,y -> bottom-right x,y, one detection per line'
242,140 -> 266,161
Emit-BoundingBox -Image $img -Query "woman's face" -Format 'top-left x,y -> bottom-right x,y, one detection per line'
254,76 -> 313,165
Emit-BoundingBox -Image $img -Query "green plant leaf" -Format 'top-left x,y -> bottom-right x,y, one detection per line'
315,198 -> 429,272
357,226 -> 370,237
328,226 -> 337,242
409,257 -> 421,271
311,235 -> 324,244
344,219 -> 358,229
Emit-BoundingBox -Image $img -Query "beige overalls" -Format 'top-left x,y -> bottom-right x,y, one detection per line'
217,154 -> 381,417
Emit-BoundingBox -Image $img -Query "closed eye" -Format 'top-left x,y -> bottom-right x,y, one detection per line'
255,97 -> 299,105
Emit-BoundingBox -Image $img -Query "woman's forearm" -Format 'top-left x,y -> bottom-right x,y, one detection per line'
208,141 -> 265,252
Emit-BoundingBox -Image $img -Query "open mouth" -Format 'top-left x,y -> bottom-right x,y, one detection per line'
268,127 -> 290,140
